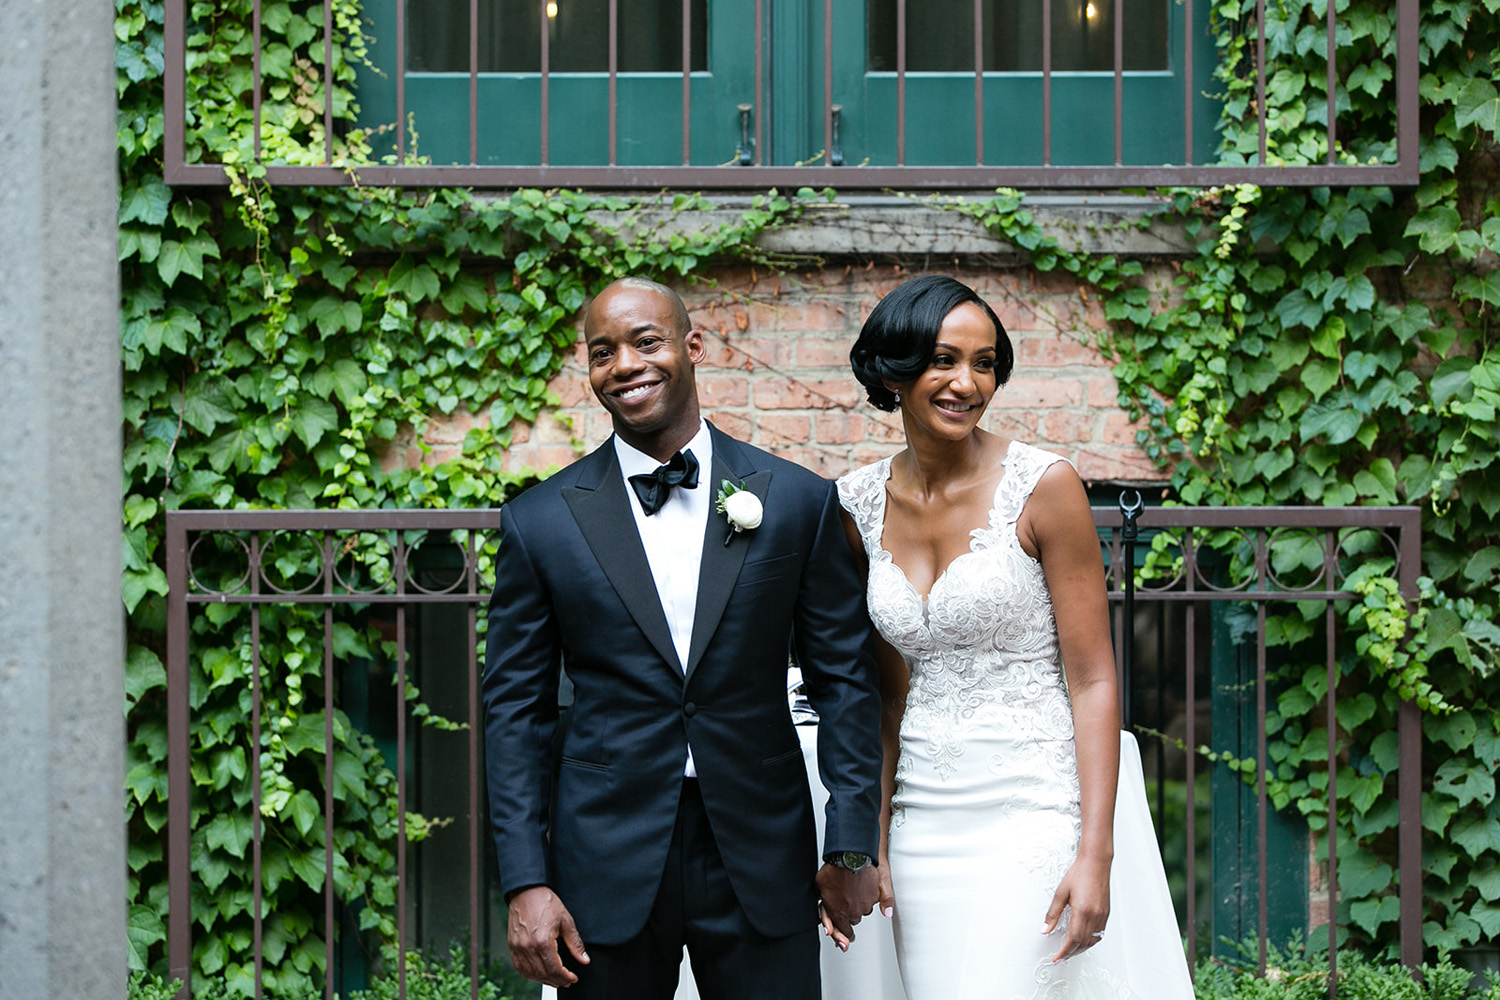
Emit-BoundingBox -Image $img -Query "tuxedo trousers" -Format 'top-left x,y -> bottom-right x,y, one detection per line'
562,777 -> 819,1000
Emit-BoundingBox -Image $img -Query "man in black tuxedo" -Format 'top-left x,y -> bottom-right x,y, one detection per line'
482,278 -> 883,999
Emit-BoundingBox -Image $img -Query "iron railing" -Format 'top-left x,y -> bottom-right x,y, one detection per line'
162,0 -> 1421,189
163,504 -> 1422,998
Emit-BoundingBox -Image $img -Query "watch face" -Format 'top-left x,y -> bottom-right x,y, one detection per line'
841,851 -> 870,871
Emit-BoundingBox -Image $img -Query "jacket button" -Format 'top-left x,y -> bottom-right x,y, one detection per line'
683,701 -> 697,717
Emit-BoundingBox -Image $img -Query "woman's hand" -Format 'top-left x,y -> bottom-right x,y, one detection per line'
820,858 -> 896,952
1041,854 -> 1111,964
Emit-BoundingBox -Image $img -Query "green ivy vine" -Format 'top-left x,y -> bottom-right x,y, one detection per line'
118,0 -> 826,991
117,0 -> 1500,989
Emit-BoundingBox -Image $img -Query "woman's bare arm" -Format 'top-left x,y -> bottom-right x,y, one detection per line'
1020,460 -> 1120,963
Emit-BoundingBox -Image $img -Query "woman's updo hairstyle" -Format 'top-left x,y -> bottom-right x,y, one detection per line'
849,274 -> 1013,412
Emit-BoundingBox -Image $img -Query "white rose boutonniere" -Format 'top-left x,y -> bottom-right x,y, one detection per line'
716,480 -> 763,544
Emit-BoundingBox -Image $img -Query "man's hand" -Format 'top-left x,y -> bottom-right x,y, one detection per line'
507,886 -> 589,988
815,863 -> 880,950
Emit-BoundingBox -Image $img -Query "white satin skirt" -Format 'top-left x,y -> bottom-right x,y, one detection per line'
887,729 -> 1193,1000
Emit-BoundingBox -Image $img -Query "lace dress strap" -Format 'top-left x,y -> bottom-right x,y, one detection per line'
835,458 -> 893,561
993,441 -> 1070,527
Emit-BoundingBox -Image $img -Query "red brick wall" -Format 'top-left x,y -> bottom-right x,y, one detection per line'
403,263 -> 1169,485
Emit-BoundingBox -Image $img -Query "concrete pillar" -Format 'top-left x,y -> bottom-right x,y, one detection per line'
0,0 -> 125,997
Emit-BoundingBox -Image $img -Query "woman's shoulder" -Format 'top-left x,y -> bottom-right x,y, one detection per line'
1003,438 -> 1067,465
835,455 -> 893,511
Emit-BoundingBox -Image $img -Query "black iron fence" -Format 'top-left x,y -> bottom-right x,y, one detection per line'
162,503 -> 1422,998
163,0 -> 1420,188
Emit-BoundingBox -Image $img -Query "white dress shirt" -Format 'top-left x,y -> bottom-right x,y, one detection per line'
614,420 -> 713,776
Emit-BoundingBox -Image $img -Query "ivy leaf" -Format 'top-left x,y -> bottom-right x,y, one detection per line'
1300,401 -> 1361,444
156,234 -> 220,286
1309,316 -> 1344,358
1300,358 -> 1341,400
1474,900 -> 1500,939
388,256 -> 442,302
1274,289 -> 1324,331
1453,813 -> 1500,856
1346,60 -> 1391,97
308,295 -> 358,337
1318,203 -> 1370,248
1337,847 -> 1392,897
288,847 -> 327,890
1431,356 -> 1474,407
1343,275 -> 1375,311
1433,757 -> 1495,808
1353,458 -> 1397,504
127,904 -> 166,971
182,373 -> 242,434
1369,730 -> 1400,775
1404,206 -> 1463,254
1455,78 -> 1500,135
287,397 -> 339,449
311,358 -> 368,408
125,646 -> 166,705
1454,270 -> 1500,307
210,746 -> 247,787
123,566 -> 169,614
120,176 -> 171,226
1464,546 -> 1500,585
204,812 -> 254,860
287,789 -> 321,838
1349,895 -> 1400,937
203,424 -> 258,474
440,272 -> 491,315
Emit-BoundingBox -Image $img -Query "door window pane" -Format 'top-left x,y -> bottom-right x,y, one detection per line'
408,0 -> 708,73
867,0 -> 1167,73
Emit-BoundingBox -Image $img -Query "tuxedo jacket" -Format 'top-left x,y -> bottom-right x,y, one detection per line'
482,424 -> 882,945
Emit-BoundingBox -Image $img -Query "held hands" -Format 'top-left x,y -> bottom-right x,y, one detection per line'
815,862 -> 882,952
1041,855 -> 1111,964
507,886 -> 590,988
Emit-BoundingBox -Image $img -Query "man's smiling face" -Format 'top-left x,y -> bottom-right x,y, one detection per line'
584,281 -> 706,460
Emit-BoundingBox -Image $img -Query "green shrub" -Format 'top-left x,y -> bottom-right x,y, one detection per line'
1192,941 -> 1500,1000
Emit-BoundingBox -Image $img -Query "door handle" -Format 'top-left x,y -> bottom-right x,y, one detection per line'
736,103 -> 755,165
830,104 -> 844,166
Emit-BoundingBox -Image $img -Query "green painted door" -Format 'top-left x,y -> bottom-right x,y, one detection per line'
355,0 -> 1216,168
358,0 -> 754,167
833,0 -> 1220,167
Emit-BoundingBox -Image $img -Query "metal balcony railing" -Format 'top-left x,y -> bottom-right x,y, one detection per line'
161,503 -> 1423,998
162,0 -> 1421,189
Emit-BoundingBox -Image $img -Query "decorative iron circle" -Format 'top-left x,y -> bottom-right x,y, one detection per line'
256,530 -> 327,596
187,531 -> 252,596
1333,527 -> 1402,591
330,529 -> 402,597
1264,526 -> 1332,593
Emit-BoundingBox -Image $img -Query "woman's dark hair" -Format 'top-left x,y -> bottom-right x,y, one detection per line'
849,275 -> 1013,412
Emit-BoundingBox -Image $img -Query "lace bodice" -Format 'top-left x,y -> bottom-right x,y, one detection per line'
836,442 -> 1077,783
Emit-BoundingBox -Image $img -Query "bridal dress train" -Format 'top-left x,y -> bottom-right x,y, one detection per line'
837,442 -> 1195,1000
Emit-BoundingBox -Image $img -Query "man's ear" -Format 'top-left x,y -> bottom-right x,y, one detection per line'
685,328 -> 708,364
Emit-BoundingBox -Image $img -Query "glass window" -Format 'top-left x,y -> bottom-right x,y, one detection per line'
867,0 -> 1167,73
408,0 -> 708,73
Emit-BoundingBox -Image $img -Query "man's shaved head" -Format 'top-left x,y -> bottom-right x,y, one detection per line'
590,277 -> 692,338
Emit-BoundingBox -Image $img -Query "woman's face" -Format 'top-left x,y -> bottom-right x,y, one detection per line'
895,301 -> 999,439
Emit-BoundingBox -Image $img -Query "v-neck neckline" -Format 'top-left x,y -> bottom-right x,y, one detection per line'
873,440 -> 1013,603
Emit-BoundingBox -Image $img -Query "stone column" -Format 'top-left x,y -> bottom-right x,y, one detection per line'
0,0 -> 124,997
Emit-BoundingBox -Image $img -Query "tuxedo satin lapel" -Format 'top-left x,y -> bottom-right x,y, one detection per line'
561,450 -> 682,673
684,440 -> 770,681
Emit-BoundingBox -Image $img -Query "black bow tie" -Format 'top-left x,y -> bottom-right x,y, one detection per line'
628,450 -> 700,515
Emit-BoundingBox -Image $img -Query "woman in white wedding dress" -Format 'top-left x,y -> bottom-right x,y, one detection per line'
830,275 -> 1194,1000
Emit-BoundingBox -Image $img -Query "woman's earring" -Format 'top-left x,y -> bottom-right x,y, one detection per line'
893,389 -> 902,406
